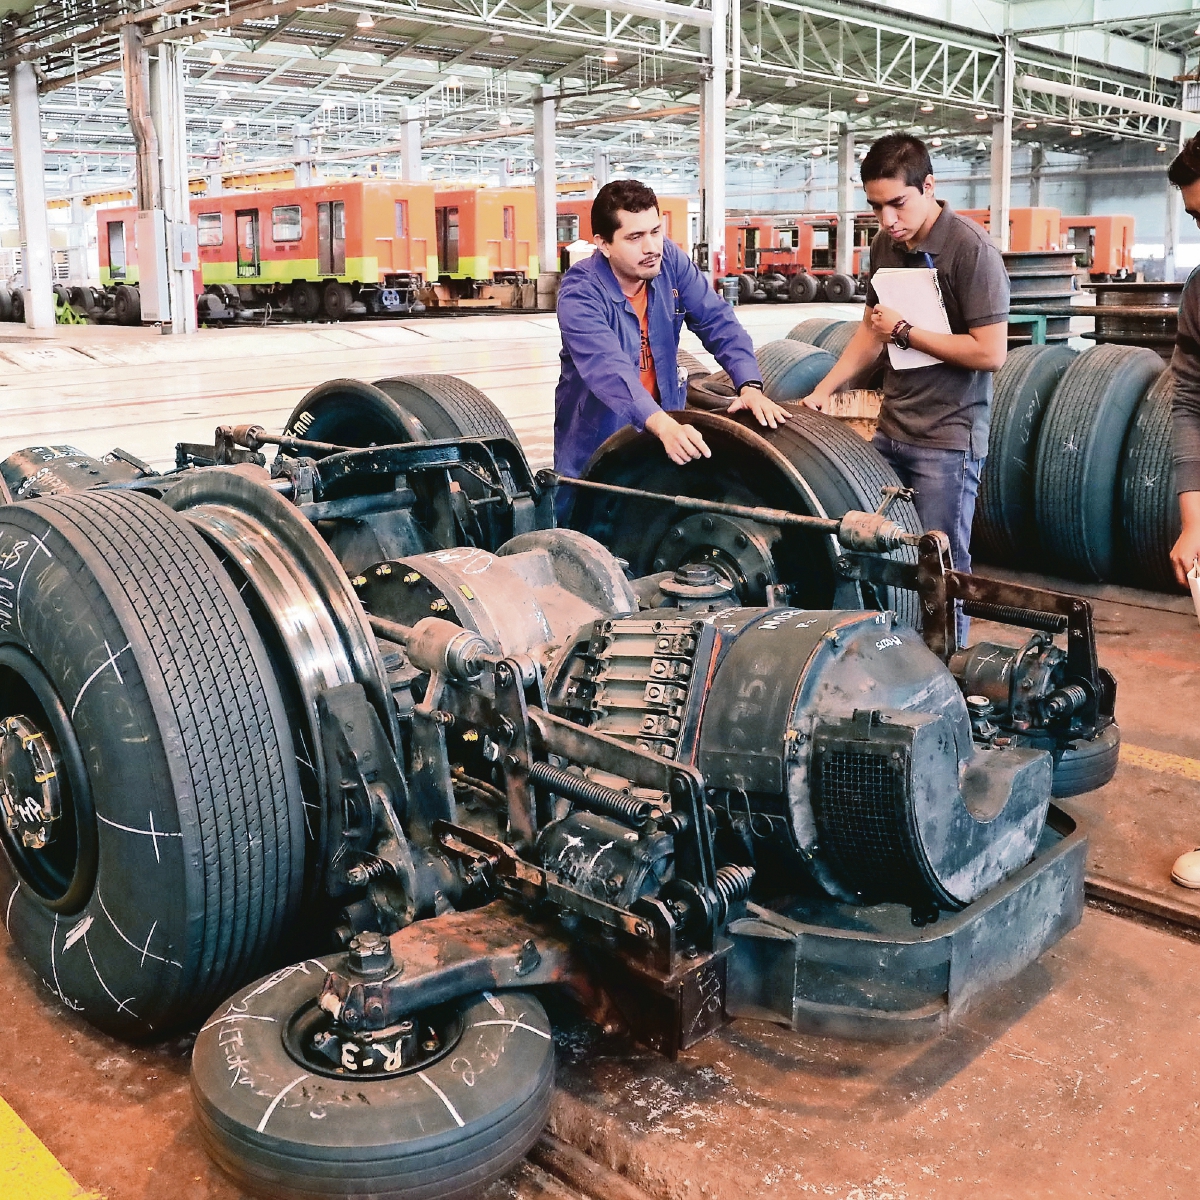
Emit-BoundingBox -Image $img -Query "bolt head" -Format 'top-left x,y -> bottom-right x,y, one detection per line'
352,575 -> 367,588
347,931 -> 394,978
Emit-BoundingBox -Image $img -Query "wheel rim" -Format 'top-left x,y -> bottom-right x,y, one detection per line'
283,996 -> 466,1080
571,412 -> 841,607
0,645 -> 96,912
165,472 -> 398,887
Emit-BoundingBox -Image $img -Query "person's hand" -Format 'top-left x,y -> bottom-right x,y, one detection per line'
1171,520 -> 1200,587
801,388 -> 831,412
726,385 -> 790,429
645,409 -> 711,465
869,304 -> 904,342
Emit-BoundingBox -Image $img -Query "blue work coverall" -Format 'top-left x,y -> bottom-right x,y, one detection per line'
553,238 -> 761,488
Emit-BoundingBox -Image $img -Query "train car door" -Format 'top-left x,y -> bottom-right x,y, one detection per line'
437,206 -> 459,273
236,209 -> 260,277
108,220 -> 127,281
501,205 -> 516,271
317,200 -> 346,275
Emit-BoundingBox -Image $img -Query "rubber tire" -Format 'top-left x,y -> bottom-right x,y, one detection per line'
736,273 -> 757,303
708,340 -> 837,404
113,284 -> 141,325
786,318 -> 841,346
973,344 -> 1076,567
823,273 -> 858,303
0,491 -> 305,1039
677,348 -> 710,381
372,374 -> 518,443
11,288 -> 25,323
1119,370 -> 1182,592
0,285 -> 10,322
818,321 -> 861,360
1033,344 -> 1163,581
284,379 -> 424,448
192,973 -> 555,1200
788,273 -> 821,303
322,281 -> 353,321
571,408 -> 923,627
69,286 -> 98,312
755,340 -> 838,403
1052,724 -> 1121,798
291,281 -> 322,321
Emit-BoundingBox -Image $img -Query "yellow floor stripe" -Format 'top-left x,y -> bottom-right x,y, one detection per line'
1122,743 -> 1200,784
0,1095 -> 103,1200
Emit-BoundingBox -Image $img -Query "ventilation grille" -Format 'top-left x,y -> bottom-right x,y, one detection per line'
814,748 -> 938,905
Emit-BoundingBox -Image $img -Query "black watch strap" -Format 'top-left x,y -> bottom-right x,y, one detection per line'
738,379 -> 765,392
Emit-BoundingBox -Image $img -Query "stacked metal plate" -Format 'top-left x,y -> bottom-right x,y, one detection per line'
1003,249 -> 1078,346
1083,281 -> 1182,362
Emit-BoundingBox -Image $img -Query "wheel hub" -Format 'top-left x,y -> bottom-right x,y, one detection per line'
652,512 -> 780,603
0,714 -> 62,851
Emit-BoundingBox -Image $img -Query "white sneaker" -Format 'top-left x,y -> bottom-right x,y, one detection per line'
1171,849 -> 1200,889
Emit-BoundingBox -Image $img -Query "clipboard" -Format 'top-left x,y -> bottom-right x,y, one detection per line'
871,266 -> 952,370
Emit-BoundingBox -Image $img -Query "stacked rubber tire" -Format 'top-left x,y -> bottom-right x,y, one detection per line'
785,317 -> 884,388
705,338 -> 836,403
973,342 -> 1179,589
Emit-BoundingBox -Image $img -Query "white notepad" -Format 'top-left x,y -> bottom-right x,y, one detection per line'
871,266 -> 952,370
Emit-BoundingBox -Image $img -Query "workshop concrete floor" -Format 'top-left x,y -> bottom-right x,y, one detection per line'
0,305 -> 1196,1200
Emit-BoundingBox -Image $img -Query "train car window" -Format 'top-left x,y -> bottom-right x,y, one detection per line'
395,200 -> 407,239
503,206 -> 515,240
333,202 -> 346,240
272,205 -> 302,242
108,221 -> 127,279
197,213 -> 223,247
556,213 -> 579,243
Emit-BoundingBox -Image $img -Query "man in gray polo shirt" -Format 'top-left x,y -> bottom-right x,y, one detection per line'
806,133 -> 1009,641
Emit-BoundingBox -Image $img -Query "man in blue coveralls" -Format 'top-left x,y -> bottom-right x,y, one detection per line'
554,179 -> 789,513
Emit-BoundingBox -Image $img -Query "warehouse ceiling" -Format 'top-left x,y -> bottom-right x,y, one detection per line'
0,0 -> 1197,195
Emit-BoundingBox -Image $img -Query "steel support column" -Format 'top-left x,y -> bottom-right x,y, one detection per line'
1165,125 -> 1187,283
7,60 -> 54,329
122,24 -> 160,212
698,0 -> 728,282
149,34 -> 197,333
533,83 -> 557,280
592,148 -> 610,198
836,124 -> 856,276
398,106 -> 423,182
989,34 -> 1015,252
294,124 -> 314,186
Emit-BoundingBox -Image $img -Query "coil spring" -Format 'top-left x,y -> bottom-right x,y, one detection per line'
960,601 -> 1068,635
1044,682 -> 1088,720
713,864 -> 755,918
528,760 -> 662,827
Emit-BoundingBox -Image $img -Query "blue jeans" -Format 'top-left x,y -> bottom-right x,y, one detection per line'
872,434 -> 984,644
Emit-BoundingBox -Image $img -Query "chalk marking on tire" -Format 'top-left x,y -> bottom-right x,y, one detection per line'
62,914 -> 93,950
418,1071 -> 465,1127
199,1013 -> 278,1033
48,914 -> 83,1012
96,887 -> 182,968
5,882 -> 18,929
80,930 -> 139,1017
14,530 -> 52,639
97,810 -> 181,863
472,1018 -> 552,1040
256,1074 -> 309,1133
71,639 -> 130,718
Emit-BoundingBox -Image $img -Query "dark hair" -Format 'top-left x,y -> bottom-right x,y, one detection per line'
591,179 -> 659,241
860,133 -> 934,190
1170,134 -> 1200,187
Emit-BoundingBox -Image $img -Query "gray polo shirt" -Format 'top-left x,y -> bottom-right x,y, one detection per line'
865,200 -> 1009,456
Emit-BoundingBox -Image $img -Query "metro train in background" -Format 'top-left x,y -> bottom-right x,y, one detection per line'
91,179 -> 543,324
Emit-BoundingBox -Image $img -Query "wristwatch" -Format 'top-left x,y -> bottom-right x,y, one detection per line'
739,379 -> 765,392
891,320 -> 913,351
